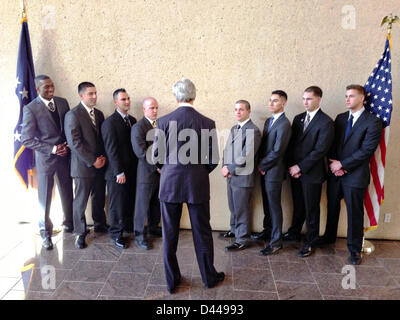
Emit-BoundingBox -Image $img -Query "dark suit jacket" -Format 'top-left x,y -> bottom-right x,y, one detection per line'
288,109 -> 334,184
222,119 -> 261,187
21,96 -> 70,174
64,103 -> 106,178
258,113 -> 292,182
153,106 -> 219,204
328,110 -> 382,188
131,117 -> 159,184
101,110 -> 137,181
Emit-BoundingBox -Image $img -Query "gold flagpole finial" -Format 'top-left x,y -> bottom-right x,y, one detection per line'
381,13 -> 399,35
20,0 -> 27,22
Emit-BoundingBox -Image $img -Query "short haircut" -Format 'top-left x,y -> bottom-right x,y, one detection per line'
235,100 -> 251,110
304,86 -> 323,98
271,90 -> 288,101
78,82 -> 95,94
113,88 -> 126,100
346,84 -> 366,98
34,74 -> 50,87
172,78 -> 196,102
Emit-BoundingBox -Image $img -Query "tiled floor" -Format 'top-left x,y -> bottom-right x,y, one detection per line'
1,222 -> 400,300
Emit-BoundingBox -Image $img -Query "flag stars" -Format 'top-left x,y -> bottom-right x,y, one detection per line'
389,100 -> 392,105
374,95 -> 378,99
377,86 -> 382,91
19,87 -> 28,100
378,106 -> 382,110
384,88 -> 389,93
381,97 -> 386,102
386,108 -> 390,113
381,77 -> 386,82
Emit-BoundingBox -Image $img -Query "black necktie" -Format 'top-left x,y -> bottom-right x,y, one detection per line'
48,101 -> 55,112
344,114 -> 354,141
124,116 -> 131,128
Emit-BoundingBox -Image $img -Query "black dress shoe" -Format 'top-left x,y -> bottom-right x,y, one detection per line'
205,272 -> 225,289
250,230 -> 270,241
75,235 -> 87,249
219,231 -> 235,239
136,239 -> 150,250
349,252 -> 362,265
148,227 -> 162,237
42,237 -> 53,250
94,224 -> 109,234
259,245 -> 282,256
168,277 -> 182,294
297,245 -> 314,257
282,232 -> 301,242
114,236 -> 128,249
224,242 -> 247,251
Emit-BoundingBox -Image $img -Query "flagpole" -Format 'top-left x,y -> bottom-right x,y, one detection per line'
20,0 -> 27,22
362,13 -> 397,255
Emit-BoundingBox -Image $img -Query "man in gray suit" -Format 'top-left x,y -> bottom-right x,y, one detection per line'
222,100 -> 261,251
256,90 -> 292,255
64,82 -> 108,249
21,75 -> 73,250
131,97 -> 162,250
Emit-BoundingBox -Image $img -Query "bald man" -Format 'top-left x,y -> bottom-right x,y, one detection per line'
131,97 -> 162,250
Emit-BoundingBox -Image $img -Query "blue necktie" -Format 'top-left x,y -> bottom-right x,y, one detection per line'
268,116 -> 274,132
344,114 -> 354,141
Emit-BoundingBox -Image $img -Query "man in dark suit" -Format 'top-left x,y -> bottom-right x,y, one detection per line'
64,82 -> 108,249
21,75 -> 73,250
131,97 -> 161,250
318,85 -> 382,265
254,90 -> 292,255
152,78 -> 224,293
221,100 -> 261,251
101,88 -> 137,249
285,86 -> 334,257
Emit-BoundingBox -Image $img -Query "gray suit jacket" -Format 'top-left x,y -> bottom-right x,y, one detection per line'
21,96 -> 70,174
131,117 -> 159,184
64,103 -> 106,178
258,113 -> 292,182
223,119 -> 261,187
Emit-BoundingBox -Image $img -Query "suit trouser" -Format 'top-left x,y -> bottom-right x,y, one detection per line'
324,177 -> 366,253
73,175 -> 107,236
37,161 -> 73,238
134,182 -> 161,241
260,175 -> 272,235
106,178 -> 127,239
160,201 -> 218,291
121,172 -> 136,233
288,178 -> 322,246
261,177 -> 283,247
227,179 -> 253,244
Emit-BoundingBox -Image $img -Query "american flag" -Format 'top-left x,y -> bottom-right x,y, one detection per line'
363,35 -> 393,231
14,16 -> 37,189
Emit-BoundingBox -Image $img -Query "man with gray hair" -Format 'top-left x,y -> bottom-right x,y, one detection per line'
153,78 -> 224,293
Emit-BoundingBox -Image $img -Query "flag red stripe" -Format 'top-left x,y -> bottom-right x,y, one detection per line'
364,190 -> 378,226
369,155 -> 383,204
379,129 -> 386,167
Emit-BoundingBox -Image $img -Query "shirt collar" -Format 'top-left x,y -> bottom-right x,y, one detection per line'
39,95 -> 54,107
81,101 -> 95,114
271,111 -> 284,122
178,102 -> 193,108
349,107 -> 365,123
116,109 -> 128,119
238,118 -> 251,127
306,107 -> 320,121
145,116 -> 157,125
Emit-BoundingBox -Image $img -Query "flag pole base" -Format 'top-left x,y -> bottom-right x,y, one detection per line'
362,238 -> 375,254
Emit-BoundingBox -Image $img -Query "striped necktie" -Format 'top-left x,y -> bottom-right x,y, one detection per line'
89,109 -> 96,127
303,113 -> 310,132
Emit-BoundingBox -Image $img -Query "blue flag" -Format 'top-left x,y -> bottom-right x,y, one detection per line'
364,37 -> 393,128
14,18 -> 37,189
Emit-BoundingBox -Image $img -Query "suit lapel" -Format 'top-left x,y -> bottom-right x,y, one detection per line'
269,113 -> 285,133
79,103 -> 97,133
343,110 -> 368,145
36,96 -> 60,132
301,109 -> 321,140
